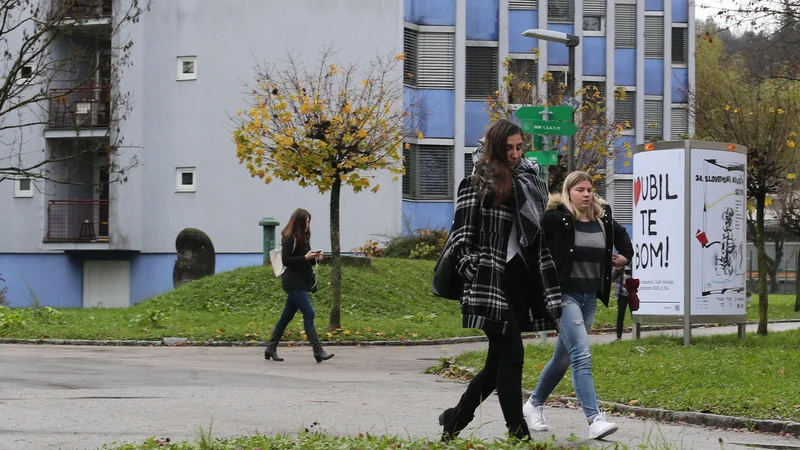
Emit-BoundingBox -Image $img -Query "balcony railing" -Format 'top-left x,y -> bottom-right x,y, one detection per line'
48,87 -> 111,129
47,200 -> 109,243
53,0 -> 112,19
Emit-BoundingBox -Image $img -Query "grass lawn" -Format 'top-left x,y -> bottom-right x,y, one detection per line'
1,258 -> 798,342
444,329 -> 800,422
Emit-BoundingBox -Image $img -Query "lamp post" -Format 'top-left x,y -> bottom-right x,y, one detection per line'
521,29 -> 581,173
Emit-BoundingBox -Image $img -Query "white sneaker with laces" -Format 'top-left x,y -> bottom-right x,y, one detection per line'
588,412 -> 618,439
522,401 -> 549,431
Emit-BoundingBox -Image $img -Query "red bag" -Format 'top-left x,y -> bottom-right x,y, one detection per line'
624,278 -> 640,312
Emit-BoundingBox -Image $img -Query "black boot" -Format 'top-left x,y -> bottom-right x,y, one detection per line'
264,327 -> 285,361
305,327 -> 334,363
438,406 -> 473,441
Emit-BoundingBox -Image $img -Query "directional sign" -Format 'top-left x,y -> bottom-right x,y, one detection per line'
527,121 -> 578,136
525,150 -> 559,166
515,106 -> 573,122
562,96 -> 581,111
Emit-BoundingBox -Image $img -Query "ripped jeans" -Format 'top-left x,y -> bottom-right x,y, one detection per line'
527,292 -> 600,422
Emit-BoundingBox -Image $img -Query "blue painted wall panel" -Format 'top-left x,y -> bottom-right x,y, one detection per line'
583,37 -> 607,76
646,0 -> 664,11
402,201 -> 454,231
547,24 -> 574,66
465,101 -> 491,147
417,89 -> 456,138
466,0 -> 499,40
0,254 -> 82,308
672,68 -> 689,103
404,0 -> 457,25
509,10 -> 539,53
672,0 -> 689,22
645,59 -> 664,95
614,136 -> 636,174
615,49 -> 636,86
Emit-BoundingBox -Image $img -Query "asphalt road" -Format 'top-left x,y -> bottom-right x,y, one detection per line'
1,323 -> 799,450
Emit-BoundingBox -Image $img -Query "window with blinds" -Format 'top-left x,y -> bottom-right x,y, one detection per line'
403,144 -> 455,200
594,175 -> 608,200
510,0 -> 538,8
584,0 -> 606,16
612,178 -> 634,223
508,59 -> 538,104
464,153 -> 475,178
418,32 -> 456,89
615,90 -> 635,129
466,46 -> 498,101
672,27 -> 689,64
547,70 -> 566,104
615,4 -> 636,48
671,107 -> 689,139
403,28 -> 418,87
583,80 -> 606,105
644,100 -> 663,140
644,16 -> 664,58
549,0 -> 573,22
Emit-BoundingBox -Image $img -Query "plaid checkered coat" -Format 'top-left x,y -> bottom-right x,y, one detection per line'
450,176 -> 562,335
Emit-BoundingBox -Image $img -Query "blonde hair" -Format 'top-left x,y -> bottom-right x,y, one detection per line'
560,171 -> 606,221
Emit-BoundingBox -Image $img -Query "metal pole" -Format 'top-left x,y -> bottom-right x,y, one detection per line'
566,44 -> 576,173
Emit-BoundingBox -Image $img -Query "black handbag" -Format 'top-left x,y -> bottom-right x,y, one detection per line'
432,222 -> 463,300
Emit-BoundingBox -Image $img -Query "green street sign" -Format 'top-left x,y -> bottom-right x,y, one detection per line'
515,106 -> 573,122
527,120 -> 578,136
525,151 -> 559,166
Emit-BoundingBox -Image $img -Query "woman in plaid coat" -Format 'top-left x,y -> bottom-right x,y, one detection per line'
438,119 -> 562,441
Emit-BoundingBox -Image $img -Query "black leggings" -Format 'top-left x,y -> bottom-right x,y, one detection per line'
616,294 -> 631,339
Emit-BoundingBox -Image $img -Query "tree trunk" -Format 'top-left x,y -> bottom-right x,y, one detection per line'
795,248 -> 800,312
328,176 -> 343,331
768,232 -> 785,294
755,194 -> 769,336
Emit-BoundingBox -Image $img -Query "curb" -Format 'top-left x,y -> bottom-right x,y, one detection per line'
548,395 -> 800,436
1,319 -> 798,348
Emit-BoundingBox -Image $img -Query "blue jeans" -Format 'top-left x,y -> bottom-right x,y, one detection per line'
275,289 -> 316,330
528,292 -> 600,422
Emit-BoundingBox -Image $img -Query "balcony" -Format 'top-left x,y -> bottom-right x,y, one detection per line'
53,0 -> 112,20
47,200 -> 109,243
47,87 -> 110,136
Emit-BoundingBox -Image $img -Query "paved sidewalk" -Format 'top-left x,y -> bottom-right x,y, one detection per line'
0,323 -> 798,450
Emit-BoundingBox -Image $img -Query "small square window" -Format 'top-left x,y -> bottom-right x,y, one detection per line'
14,178 -> 33,198
583,16 -> 605,33
16,65 -> 34,85
177,56 -> 197,81
176,167 -> 196,192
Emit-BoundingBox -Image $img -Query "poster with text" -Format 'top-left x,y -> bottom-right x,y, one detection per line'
632,149 -> 685,316
690,149 -> 747,315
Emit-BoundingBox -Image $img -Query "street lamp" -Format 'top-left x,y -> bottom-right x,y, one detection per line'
522,29 -> 581,173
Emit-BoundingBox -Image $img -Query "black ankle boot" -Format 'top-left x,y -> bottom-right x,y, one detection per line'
438,406 -> 473,441
507,421 -> 531,440
305,327 -> 334,363
264,327 -> 285,361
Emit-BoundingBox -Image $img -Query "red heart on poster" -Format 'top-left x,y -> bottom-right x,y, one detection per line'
633,177 -> 642,208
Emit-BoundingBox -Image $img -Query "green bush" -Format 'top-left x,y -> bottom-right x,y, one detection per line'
382,228 -> 448,260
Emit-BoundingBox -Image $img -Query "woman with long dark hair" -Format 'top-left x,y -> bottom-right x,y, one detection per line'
438,119 -> 562,440
522,171 -> 632,439
264,208 -> 334,363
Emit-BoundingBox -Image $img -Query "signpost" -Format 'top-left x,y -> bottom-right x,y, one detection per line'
515,105 -> 578,185
525,150 -> 559,166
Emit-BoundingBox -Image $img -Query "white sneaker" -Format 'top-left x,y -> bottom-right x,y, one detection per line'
588,412 -> 618,439
522,401 -> 549,431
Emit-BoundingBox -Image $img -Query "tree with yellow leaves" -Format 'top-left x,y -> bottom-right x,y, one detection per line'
693,26 -> 800,335
486,57 -> 628,191
232,49 -> 418,330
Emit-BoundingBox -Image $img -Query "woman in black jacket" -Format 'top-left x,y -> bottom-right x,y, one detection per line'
522,171 -> 633,440
264,208 -> 334,363
438,119 -> 562,441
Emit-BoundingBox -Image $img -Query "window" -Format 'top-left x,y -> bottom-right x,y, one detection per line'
177,56 -> 197,81
509,0 -> 538,8
615,89 -> 635,130
645,16 -> 664,58
507,58 -> 538,104
176,167 -> 196,192
404,28 -> 456,89
672,27 -> 689,65
615,4 -> 636,48
464,152 -> 475,179
671,106 -> 689,139
466,46 -> 498,101
14,178 -> 33,198
583,17 -> 604,32
403,144 -> 454,200
403,28 -> 418,87
583,80 -> 606,106
644,99 -> 663,140
549,0 -> 573,23
547,70 -> 566,105
584,0 -> 606,16
594,175 -> 607,200
16,64 -> 34,85
612,178 -> 633,223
